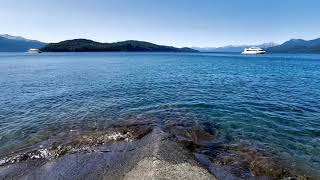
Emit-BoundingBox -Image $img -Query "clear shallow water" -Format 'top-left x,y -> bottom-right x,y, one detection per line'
0,52 -> 319,176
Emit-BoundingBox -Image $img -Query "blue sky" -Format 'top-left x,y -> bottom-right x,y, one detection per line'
1,0 -> 319,47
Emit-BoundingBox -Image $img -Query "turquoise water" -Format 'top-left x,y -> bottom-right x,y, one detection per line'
0,52 -> 319,176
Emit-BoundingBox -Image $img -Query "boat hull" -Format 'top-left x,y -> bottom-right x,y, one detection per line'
241,51 -> 266,54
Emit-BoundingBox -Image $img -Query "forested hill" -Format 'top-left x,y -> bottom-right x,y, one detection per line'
41,39 -> 198,52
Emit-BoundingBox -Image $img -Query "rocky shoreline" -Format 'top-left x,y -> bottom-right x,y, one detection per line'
0,122 -> 313,180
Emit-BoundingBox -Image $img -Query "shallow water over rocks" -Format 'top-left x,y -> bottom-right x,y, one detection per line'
0,120 -> 313,179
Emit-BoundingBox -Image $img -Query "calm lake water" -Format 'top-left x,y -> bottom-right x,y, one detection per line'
0,52 -> 319,176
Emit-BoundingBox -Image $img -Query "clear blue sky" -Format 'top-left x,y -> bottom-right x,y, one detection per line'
1,0 -> 319,47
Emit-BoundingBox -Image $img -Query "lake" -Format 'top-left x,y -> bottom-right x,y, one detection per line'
0,52 -> 319,178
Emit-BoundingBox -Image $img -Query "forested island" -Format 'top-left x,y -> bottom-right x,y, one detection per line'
40,39 -> 198,52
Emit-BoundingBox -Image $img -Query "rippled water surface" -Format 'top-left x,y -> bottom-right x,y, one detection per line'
0,52 -> 320,176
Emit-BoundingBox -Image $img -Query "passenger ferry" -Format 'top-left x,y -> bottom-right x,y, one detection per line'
241,47 -> 266,54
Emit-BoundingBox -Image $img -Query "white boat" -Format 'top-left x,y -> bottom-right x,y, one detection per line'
27,48 -> 42,54
241,47 -> 266,54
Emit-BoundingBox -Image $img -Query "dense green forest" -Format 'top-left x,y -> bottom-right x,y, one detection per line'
41,39 -> 198,52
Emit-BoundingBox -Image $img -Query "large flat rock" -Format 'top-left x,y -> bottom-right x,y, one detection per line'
0,128 -> 216,180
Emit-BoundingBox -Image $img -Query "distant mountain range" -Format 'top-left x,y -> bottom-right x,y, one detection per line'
1,34 -> 320,53
193,42 -> 277,53
0,34 -> 46,52
196,38 -> 320,54
40,39 -> 198,52
267,38 -> 320,53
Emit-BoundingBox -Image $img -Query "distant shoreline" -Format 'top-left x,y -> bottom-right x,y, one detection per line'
40,39 -> 199,53
2,34 -> 320,53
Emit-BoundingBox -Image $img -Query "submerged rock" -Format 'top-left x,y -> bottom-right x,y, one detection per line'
0,128 -> 216,180
0,121 -> 314,179
0,125 -> 152,167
